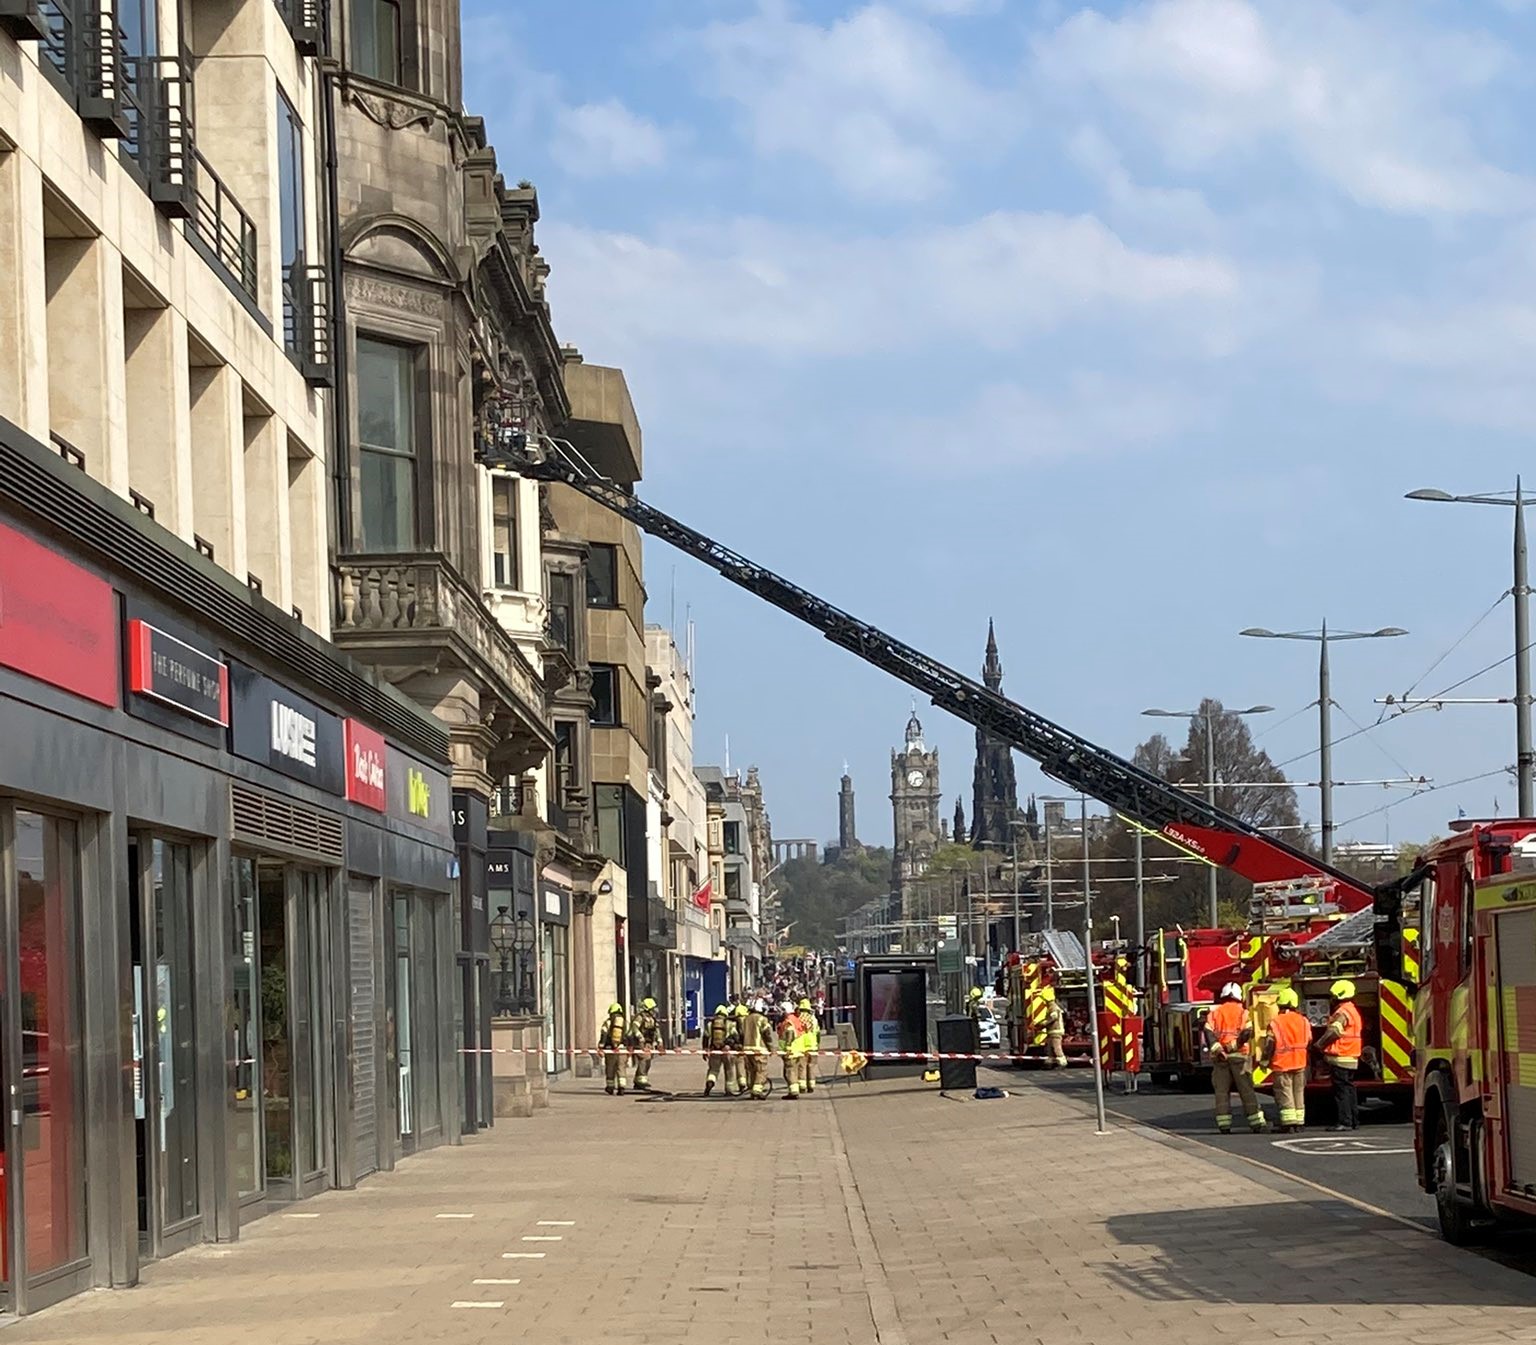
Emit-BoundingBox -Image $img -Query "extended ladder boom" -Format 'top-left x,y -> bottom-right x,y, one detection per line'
516,440 -> 1372,905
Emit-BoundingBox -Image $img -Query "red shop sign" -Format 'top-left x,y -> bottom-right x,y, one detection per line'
0,521 -> 116,707
345,719 -> 387,812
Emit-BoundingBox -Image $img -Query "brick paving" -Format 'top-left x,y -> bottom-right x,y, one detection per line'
8,1059 -> 1536,1344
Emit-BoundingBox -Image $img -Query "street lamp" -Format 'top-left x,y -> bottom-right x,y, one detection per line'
1142,704 -> 1273,925
490,906 -> 516,1015
1406,480 -> 1532,815
1240,625 -> 1407,863
513,910 -> 536,1013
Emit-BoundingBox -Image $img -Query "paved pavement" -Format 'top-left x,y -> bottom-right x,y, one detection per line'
8,1059 -> 1536,1345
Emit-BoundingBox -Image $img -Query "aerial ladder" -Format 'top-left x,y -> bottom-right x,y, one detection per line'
512,434 -> 1375,911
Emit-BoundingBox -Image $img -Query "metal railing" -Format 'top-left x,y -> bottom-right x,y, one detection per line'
38,0 -> 78,85
273,0 -> 324,51
282,255 -> 334,385
190,147 -> 258,301
124,53 -> 192,216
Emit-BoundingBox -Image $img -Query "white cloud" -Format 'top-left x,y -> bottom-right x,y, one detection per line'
1068,124 -> 1221,240
553,100 -> 667,177
693,3 -> 1012,200
894,374 -> 1206,471
542,210 -> 1242,361
1035,0 -> 1532,217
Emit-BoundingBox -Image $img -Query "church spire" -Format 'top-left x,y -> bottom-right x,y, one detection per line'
953,796 -> 967,846
983,618 -> 1003,690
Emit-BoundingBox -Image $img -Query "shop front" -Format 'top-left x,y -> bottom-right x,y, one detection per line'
0,422 -> 456,1314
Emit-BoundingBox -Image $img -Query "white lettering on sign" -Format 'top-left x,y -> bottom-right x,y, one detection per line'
352,741 -> 384,789
271,702 -> 317,767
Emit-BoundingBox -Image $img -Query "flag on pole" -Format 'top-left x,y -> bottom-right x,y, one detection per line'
692,880 -> 712,911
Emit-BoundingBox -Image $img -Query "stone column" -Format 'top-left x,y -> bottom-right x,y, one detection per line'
189,360 -> 248,577
572,892 -> 595,1077
0,148 -> 49,439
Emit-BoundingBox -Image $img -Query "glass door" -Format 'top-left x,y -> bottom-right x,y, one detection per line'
5,807 -> 89,1314
392,893 -> 413,1152
229,858 -> 263,1205
131,838 -> 200,1258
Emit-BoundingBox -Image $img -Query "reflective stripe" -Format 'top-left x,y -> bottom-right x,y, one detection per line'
1323,1003 -> 1363,1061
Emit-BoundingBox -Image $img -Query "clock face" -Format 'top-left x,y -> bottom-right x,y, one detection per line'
907,769 -> 925,788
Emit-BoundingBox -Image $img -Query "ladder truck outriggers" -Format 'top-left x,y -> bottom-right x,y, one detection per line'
506,436 -> 1411,1094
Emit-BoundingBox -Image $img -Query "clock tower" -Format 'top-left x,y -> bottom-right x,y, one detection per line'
890,710 -> 941,927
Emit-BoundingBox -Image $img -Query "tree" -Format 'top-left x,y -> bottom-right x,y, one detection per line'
774,847 -> 892,952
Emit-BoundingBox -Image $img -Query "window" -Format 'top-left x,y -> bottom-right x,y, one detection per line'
553,720 -> 577,792
547,570 -> 575,655
492,476 -> 517,588
595,785 -> 625,865
586,543 -> 618,608
724,869 -> 742,903
277,92 -> 304,272
357,337 -> 418,551
590,664 -> 618,727
352,0 -> 403,84
724,821 -> 742,856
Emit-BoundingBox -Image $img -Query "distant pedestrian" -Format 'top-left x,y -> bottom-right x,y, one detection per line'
1205,983 -> 1266,1134
1315,979 -> 1363,1132
1261,987 -> 1312,1133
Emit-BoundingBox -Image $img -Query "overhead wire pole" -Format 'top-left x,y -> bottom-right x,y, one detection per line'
1406,479 -> 1533,815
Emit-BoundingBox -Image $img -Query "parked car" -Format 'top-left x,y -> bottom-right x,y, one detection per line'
975,1004 -> 1002,1050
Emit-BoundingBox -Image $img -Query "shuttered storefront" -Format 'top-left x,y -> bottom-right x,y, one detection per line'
349,883 -> 379,1179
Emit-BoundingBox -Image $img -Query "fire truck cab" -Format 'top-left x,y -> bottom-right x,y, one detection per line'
1408,820 -> 1536,1242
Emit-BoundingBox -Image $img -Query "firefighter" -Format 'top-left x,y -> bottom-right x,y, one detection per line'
704,1003 -> 733,1096
599,1002 -> 627,1095
1042,987 -> 1067,1067
966,986 -> 985,1051
631,996 -> 661,1091
742,998 -> 777,1100
1261,986 -> 1312,1133
1315,979 -> 1363,1132
730,1003 -> 750,1096
1205,982 -> 1266,1134
797,997 -> 821,1094
780,1001 -> 807,1100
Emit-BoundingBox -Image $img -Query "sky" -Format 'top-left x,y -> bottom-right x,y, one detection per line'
463,0 -> 1536,851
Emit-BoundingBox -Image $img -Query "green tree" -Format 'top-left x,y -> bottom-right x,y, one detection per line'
775,847 -> 893,952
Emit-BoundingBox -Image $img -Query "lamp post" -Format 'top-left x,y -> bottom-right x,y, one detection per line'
1142,704 -> 1273,924
1240,626 -> 1407,863
490,906 -> 516,1015
1406,481 -> 1532,815
513,910 -> 536,1013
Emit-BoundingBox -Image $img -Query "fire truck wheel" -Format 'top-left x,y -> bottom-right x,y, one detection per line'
1430,1106 -> 1479,1247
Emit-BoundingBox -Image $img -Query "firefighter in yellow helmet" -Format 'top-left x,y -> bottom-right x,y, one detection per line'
742,998 -> 777,1100
1261,986 -> 1313,1133
797,998 -> 821,1094
631,997 -> 660,1092
704,1004 -> 733,1096
1041,986 -> 1067,1067
779,1001 -> 808,1100
599,1002 -> 627,1095
729,1003 -> 750,1095
1315,979 -> 1363,1132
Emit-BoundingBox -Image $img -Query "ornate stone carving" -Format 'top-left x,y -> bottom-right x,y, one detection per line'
345,273 -> 443,318
344,85 -> 436,133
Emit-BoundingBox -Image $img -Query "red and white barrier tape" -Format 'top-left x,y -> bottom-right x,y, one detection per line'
457,1046 -> 1109,1065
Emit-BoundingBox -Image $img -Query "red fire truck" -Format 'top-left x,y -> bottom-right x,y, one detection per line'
1404,820 -> 1536,1242
1142,927 -> 1245,1087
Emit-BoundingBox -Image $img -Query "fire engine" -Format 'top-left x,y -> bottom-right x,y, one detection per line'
1395,820 -> 1536,1243
1002,934 -> 1135,1065
1142,926 -> 1244,1087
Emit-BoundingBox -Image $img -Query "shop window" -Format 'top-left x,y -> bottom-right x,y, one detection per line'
586,543 -> 618,608
229,857 -> 262,1198
595,785 -> 625,866
352,0 -> 405,85
590,664 -> 619,727
492,476 -> 517,589
356,336 -> 419,551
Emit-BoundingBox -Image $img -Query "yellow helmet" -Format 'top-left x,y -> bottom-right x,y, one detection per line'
714,1004 -> 728,1016
1330,979 -> 1356,1001
969,987 -> 983,1000
608,1003 -> 623,1015
1275,987 -> 1300,1009
797,997 -> 812,1010
642,997 -> 657,1011
735,1003 -> 748,1017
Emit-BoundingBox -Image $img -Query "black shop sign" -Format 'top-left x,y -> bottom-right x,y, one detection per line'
228,662 -> 345,795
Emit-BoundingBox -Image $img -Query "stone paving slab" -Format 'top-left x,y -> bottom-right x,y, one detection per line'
4,1060 -> 1535,1344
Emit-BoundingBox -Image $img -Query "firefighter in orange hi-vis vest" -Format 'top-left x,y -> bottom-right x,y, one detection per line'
1204,983 -> 1267,1135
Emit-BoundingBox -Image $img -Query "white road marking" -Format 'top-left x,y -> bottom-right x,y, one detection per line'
436,1213 -> 475,1219
537,1220 -> 575,1226
451,1301 -> 504,1309
1271,1136 -> 1415,1156
283,1213 -> 321,1220
473,1279 -> 521,1286
522,1235 -> 562,1241
503,1252 -> 546,1259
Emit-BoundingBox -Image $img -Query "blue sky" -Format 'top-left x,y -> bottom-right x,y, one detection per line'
463,0 -> 1536,850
